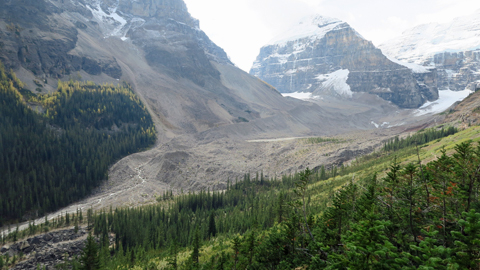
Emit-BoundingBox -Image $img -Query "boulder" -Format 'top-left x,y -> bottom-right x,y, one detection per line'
30,236 -> 42,245
0,245 -> 9,253
19,241 -> 31,252
43,233 -> 53,241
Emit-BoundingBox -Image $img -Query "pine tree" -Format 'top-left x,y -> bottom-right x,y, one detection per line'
276,192 -> 285,224
241,230 -> 257,266
74,218 -> 79,234
208,212 -> 217,238
450,210 -> 480,269
167,240 -> 178,270
99,234 -> 109,270
320,165 -> 326,180
80,234 -> 100,270
190,228 -> 200,268
232,236 -> 241,270
215,252 -> 228,270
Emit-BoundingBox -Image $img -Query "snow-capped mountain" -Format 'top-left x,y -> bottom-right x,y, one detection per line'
1,0 -> 395,198
379,9 -> 480,91
265,16 -> 353,46
250,15 -> 438,108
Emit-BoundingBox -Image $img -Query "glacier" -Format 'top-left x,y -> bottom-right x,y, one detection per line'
379,9 -> 480,64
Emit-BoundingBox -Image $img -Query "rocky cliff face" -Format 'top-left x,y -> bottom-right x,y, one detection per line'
0,0 -> 253,135
250,15 -> 438,109
432,51 -> 480,91
0,0 -> 425,231
0,0 -> 381,142
82,0 -> 233,82
1,226 -> 116,270
0,0 -> 122,79
0,0 -> 230,83
379,10 -> 480,91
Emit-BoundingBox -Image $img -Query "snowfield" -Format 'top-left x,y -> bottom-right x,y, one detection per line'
283,88 -> 473,118
86,1 -> 130,39
415,89 -> 473,116
267,15 -> 359,47
282,92 -> 320,101
316,69 -> 353,97
379,9 -> 480,64
385,55 -> 431,73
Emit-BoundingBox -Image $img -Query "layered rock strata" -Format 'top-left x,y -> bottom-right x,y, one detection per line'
379,10 -> 480,91
250,15 -> 438,108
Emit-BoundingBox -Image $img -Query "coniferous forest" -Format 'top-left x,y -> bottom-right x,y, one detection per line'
3,58 -> 480,269
82,139 -> 480,270
383,127 -> 458,152
0,62 -> 156,224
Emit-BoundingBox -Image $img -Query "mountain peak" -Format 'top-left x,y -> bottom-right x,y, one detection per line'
379,9 -> 480,64
266,14 -> 347,46
83,0 -> 199,29
251,14 -> 438,108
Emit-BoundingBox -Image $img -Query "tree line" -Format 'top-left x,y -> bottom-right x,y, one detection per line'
66,139 -> 480,270
0,62 -> 156,224
383,126 -> 458,152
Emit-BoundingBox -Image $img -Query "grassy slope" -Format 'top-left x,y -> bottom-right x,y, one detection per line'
138,125 -> 480,268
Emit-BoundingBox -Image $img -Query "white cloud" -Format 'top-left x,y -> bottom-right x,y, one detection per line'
183,0 -> 480,72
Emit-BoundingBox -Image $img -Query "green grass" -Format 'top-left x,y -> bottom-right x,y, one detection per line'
301,137 -> 342,144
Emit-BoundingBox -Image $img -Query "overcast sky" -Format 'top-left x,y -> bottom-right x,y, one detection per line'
183,0 -> 480,72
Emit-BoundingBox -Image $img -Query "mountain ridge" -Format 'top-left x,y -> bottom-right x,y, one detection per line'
379,9 -> 480,91
250,14 -> 438,108
0,0 -> 402,218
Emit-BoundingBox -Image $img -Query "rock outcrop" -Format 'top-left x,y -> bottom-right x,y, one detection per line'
1,227 -> 95,270
0,0 -> 229,82
0,0 -> 122,79
91,0 -> 232,77
379,9 -> 480,91
0,0 -> 429,230
431,51 -> 480,91
250,15 -> 438,108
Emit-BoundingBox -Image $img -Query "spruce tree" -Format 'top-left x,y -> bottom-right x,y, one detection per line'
451,210 -> 480,269
276,192 -> 285,224
190,228 -> 200,268
232,236 -> 241,270
167,240 -> 178,270
80,234 -> 100,270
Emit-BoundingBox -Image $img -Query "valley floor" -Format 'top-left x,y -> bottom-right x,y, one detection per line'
1,113 -> 441,237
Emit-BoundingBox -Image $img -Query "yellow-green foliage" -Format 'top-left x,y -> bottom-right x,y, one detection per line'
5,23 -> 23,34
0,66 -> 156,221
301,137 -> 342,144
82,126 -> 480,270
186,126 -> 480,265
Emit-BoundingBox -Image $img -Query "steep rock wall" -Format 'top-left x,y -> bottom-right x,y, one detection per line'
251,16 -> 438,108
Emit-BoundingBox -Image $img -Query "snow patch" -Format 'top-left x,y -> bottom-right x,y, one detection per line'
387,122 -> 405,128
316,69 -> 353,97
282,92 -> 321,101
285,69 -> 298,75
385,55 -> 430,73
371,121 -> 394,129
415,89 -> 472,116
86,2 -> 128,38
267,15 -> 348,46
